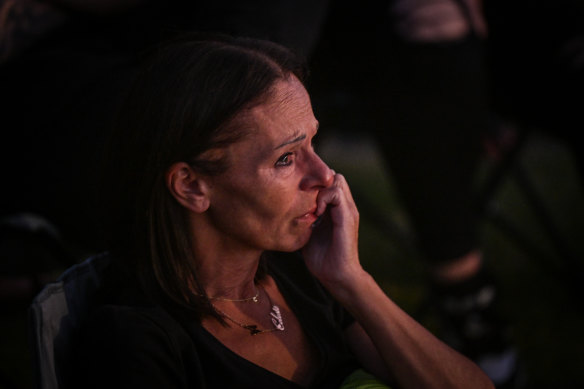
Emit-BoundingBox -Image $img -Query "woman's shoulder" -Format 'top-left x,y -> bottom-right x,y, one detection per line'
77,300 -> 198,388
80,295 -> 194,363
86,301 -> 183,336
78,255 -> 196,368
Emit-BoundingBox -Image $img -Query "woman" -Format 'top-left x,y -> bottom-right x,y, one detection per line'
79,34 -> 493,389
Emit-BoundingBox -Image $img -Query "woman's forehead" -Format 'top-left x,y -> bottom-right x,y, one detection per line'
243,78 -> 316,145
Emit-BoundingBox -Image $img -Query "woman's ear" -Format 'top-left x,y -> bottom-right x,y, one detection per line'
166,162 -> 211,213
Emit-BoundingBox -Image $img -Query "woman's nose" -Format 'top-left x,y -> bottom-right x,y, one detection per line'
300,150 -> 334,190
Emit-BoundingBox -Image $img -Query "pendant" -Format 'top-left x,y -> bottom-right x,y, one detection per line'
243,324 -> 262,336
270,305 -> 285,331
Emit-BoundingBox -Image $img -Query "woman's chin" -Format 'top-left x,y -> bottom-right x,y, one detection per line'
273,230 -> 313,253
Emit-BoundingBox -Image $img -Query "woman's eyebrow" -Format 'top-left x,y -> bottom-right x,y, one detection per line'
274,133 -> 306,150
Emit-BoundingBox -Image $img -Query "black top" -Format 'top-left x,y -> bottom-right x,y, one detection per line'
77,251 -> 359,388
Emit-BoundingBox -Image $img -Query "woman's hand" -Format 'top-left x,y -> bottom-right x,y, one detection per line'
302,175 -> 495,389
301,173 -> 363,288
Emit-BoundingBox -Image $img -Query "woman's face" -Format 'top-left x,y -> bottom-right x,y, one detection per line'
204,76 -> 334,253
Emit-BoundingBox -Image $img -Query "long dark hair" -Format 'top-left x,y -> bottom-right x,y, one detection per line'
103,33 -> 307,320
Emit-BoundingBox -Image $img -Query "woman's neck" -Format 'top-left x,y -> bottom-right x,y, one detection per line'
198,259 -> 261,300
191,228 -> 263,300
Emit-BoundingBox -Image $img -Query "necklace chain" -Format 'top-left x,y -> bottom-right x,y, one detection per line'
207,286 -> 260,303
212,285 -> 285,336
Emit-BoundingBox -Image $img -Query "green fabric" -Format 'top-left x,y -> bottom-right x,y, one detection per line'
340,369 -> 392,389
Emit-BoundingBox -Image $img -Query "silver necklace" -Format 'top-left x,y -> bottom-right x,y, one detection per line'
212,285 -> 285,336
207,286 -> 260,303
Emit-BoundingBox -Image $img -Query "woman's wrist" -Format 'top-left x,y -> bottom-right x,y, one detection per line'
321,267 -> 377,307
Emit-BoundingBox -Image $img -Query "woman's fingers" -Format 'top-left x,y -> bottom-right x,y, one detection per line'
316,173 -> 353,215
316,173 -> 359,230
303,171 -> 362,286
310,172 -> 359,251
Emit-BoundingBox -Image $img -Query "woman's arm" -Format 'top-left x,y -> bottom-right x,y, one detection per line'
302,173 -> 494,389
340,273 -> 493,389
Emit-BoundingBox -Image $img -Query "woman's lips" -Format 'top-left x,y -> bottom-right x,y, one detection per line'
296,208 -> 318,224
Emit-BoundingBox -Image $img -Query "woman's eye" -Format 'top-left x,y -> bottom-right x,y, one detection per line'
275,152 -> 294,167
